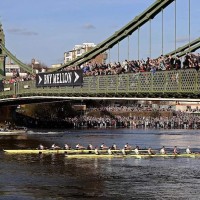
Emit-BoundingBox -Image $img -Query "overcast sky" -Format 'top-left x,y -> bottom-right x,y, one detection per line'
1,0 -> 199,66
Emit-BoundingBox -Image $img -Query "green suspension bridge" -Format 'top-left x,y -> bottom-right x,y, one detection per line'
0,0 -> 200,105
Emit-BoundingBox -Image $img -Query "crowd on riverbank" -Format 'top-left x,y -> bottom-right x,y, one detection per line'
64,110 -> 200,130
12,103 -> 200,130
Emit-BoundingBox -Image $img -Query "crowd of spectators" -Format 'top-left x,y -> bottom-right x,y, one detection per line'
64,110 -> 200,130
63,53 -> 200,76
88,104 -> 173,112
56,104 -> 200,130
1,53 -> 200,86
2,71 -> 35,85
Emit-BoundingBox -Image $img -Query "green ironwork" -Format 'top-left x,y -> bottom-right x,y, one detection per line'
53,0 -> 175,72
174,0 -> 177,55
189,0 -> 191,52
162,8 -> 164,55
0,22 -> 6,76
0,43 -> 33,74
1,69 -> 200,101
138,27 -> 140,60
177,42 -> 200,58
165,37 -> 200,57
149,19 -> 152,58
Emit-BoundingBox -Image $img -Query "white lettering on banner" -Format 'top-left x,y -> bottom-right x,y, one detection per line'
44,75 -> 47,84
44,74 -> 52,84
68,72 -> 72,83
53,74 -> 56,84
52,72 -> 72,84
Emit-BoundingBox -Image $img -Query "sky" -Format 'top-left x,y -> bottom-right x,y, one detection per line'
0,0 -> 200,66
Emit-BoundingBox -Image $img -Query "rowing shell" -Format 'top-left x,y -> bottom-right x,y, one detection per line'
65,153 -> 198,159
2,149 -> 148,154
3,149 -> 199,158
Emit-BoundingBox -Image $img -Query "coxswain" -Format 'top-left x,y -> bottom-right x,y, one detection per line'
108,148 -> 112,155
186,146 -> 191,154
147,147 -> 154,155
173,146 -> 179,155
160,146 -> 166,154
111,143 -> 117,150
38,144 -> 44,150
134,146 -> 139,155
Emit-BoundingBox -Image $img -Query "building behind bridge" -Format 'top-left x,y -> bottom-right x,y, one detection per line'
64,43 -> 107,65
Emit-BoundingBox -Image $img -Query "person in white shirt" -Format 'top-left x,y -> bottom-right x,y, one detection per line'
134,146 -> 139,155
94,147 -> 99,155
108,148 -> 112,155
186,146 -> 191,154
160,146 -> 166,154
121,148 -> 126,155
64,144 -> 69,150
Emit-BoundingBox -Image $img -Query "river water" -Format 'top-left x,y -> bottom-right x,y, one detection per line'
0,128 -> 200,200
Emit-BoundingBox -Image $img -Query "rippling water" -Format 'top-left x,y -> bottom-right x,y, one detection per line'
0,128 -> 200,200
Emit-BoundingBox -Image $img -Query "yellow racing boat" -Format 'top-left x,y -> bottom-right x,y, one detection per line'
65,153 -> 198,159
3,149 -> 199,159
3,149 -> 127,154
3,149 -> 145,154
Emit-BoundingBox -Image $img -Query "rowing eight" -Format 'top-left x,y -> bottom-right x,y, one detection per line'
3,149 -> 147,154
2,149 -> 199,159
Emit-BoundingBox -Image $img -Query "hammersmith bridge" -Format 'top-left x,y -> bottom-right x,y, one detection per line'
0,0 -> 200,105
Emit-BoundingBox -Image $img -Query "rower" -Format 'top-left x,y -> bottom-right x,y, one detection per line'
100,143 -> 108,150
134,146 -> 139,155
111,143 -> 117,150
38,144 -> 44,150
87,144 -> 93,154
173,146 -> 179,155
147,147 -> 154,155
160,146 -> 166,154
186,146 -> 191,154
64,144 -> 70,150
108,148 -> 112,155
87,144 -> 93,150
51,144 -> 60,150
124,143 -> 132,150
76,144 -> 85,150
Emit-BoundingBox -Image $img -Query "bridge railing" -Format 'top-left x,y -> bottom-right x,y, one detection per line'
0,69 -> 199,99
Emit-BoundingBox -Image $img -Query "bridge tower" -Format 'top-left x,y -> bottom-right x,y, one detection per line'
0,22 -> 6,76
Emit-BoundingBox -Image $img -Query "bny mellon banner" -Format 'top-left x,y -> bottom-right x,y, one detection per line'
36,70 -> 83,87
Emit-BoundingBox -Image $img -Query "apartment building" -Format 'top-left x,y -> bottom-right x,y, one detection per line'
64,43 -> 107,64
